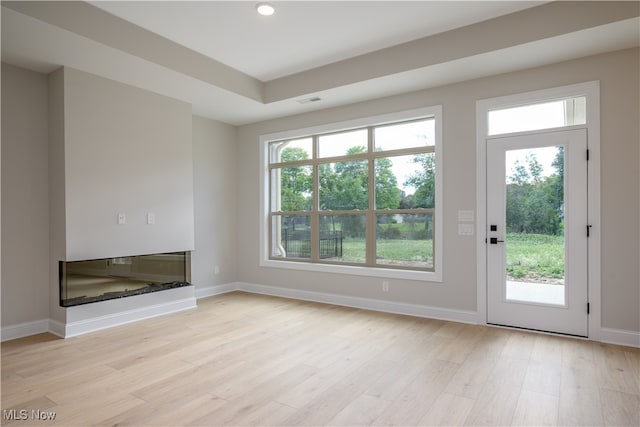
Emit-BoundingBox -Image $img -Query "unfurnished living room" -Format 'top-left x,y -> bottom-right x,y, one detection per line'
1,1 -> 639,426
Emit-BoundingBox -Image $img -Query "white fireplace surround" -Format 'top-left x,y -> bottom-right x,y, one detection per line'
45,67 -> 196,335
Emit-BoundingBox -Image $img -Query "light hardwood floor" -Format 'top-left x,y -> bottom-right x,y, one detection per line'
2,291 -> 639,426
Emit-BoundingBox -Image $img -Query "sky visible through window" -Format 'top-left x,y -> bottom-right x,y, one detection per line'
309,120 -> 435,196
506,146 -> 560,183
489,100 -> 566,135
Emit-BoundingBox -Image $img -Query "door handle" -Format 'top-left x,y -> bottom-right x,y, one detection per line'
490,237 -> 504,244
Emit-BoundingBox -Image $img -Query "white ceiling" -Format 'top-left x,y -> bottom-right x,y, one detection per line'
2,1 -> 639,125
88,1 -> 544,81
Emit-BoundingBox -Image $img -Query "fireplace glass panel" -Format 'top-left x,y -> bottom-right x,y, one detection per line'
60,252 -> 191,307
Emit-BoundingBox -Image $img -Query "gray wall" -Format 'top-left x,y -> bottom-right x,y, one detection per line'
600,49 -> 640,331
236,48 -> 640,332
1,63 -> 50,326
51,67 -> 195,262
191,115 -> 238,289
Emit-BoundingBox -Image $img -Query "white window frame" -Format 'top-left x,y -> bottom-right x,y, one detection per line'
259,106 -> 443,282
476,81 -> 601,336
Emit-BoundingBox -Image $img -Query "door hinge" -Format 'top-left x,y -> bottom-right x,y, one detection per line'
587,225 -> 592,237
587,302 -> 590,314
586,149 -> 590,161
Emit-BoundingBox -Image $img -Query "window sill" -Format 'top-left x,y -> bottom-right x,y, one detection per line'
260,259 -> 442,282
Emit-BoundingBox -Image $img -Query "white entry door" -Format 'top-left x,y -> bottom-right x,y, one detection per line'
487,129 -> 588,336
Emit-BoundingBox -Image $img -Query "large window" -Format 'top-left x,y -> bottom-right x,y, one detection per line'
261,107 -> 442,280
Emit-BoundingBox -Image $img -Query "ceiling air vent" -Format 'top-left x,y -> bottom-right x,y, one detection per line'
297,96 -> 322,104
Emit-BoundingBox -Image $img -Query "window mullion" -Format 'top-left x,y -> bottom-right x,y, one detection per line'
366,126 -> 376,267
310,136 -> 320,262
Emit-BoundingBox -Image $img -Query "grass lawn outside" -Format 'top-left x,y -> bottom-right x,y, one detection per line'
341,232 -> 562,280
506,232 -> 564,284
283,229 -> 563,282
339,238 -> 433,268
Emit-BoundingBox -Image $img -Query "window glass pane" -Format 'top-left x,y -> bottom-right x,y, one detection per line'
376,213 -> 433,269
318,129 -> 367,158
383,153 -> 436,209
319,160 -> 368,210
271,214 -> 311,259
375,154 -> 435,210
374,118 -> 434,151
271,166 -> 312,212
270,138 -> 312,163
488,96 -> 586,136
320,214 -> 366,264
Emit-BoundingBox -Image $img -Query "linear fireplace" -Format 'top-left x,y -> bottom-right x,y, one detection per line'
59,252 -> 191,307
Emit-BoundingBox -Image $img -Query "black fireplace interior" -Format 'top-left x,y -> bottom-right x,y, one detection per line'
59,251 -> 191,307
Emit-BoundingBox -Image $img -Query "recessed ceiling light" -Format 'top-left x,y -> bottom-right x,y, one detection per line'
256,3 -> 275,16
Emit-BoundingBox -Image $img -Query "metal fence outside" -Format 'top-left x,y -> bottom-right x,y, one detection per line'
282,229 -> 343,258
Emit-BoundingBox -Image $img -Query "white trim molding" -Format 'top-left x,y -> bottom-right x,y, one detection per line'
234,281 -> 479,325
4,280 -> 638,348
47,320 -> 66,339
1,319 -> 50,342
595,327 -> 640,348
195,283 -> 237,299
63,296 -> 196,338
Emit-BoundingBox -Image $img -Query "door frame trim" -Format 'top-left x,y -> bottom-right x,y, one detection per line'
475,81 -> 601,339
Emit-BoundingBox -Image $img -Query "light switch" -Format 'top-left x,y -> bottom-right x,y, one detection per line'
458,223 -> 474,236
147,212 -> 155,225
117,213 -> 126,225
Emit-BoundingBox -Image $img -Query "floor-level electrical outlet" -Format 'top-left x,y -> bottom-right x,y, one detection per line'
382,280 -> 389,292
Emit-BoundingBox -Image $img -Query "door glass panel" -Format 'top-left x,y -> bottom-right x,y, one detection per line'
504,145 -> 565,305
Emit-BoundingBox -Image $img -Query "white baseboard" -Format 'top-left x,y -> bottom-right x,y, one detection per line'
235,281 -> 480,325
1,319 -> 50,342
231,282 -> 640,348
48,319 -> 66,339
596,327 -> 640,348
63,296 -> 196,338
4,281 -> 638,348
195,283 -> 237,299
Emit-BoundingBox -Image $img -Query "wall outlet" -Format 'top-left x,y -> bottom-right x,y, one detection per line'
382,280 -> 389,292
117,213 -> 126,225
214,266 -> 220,275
